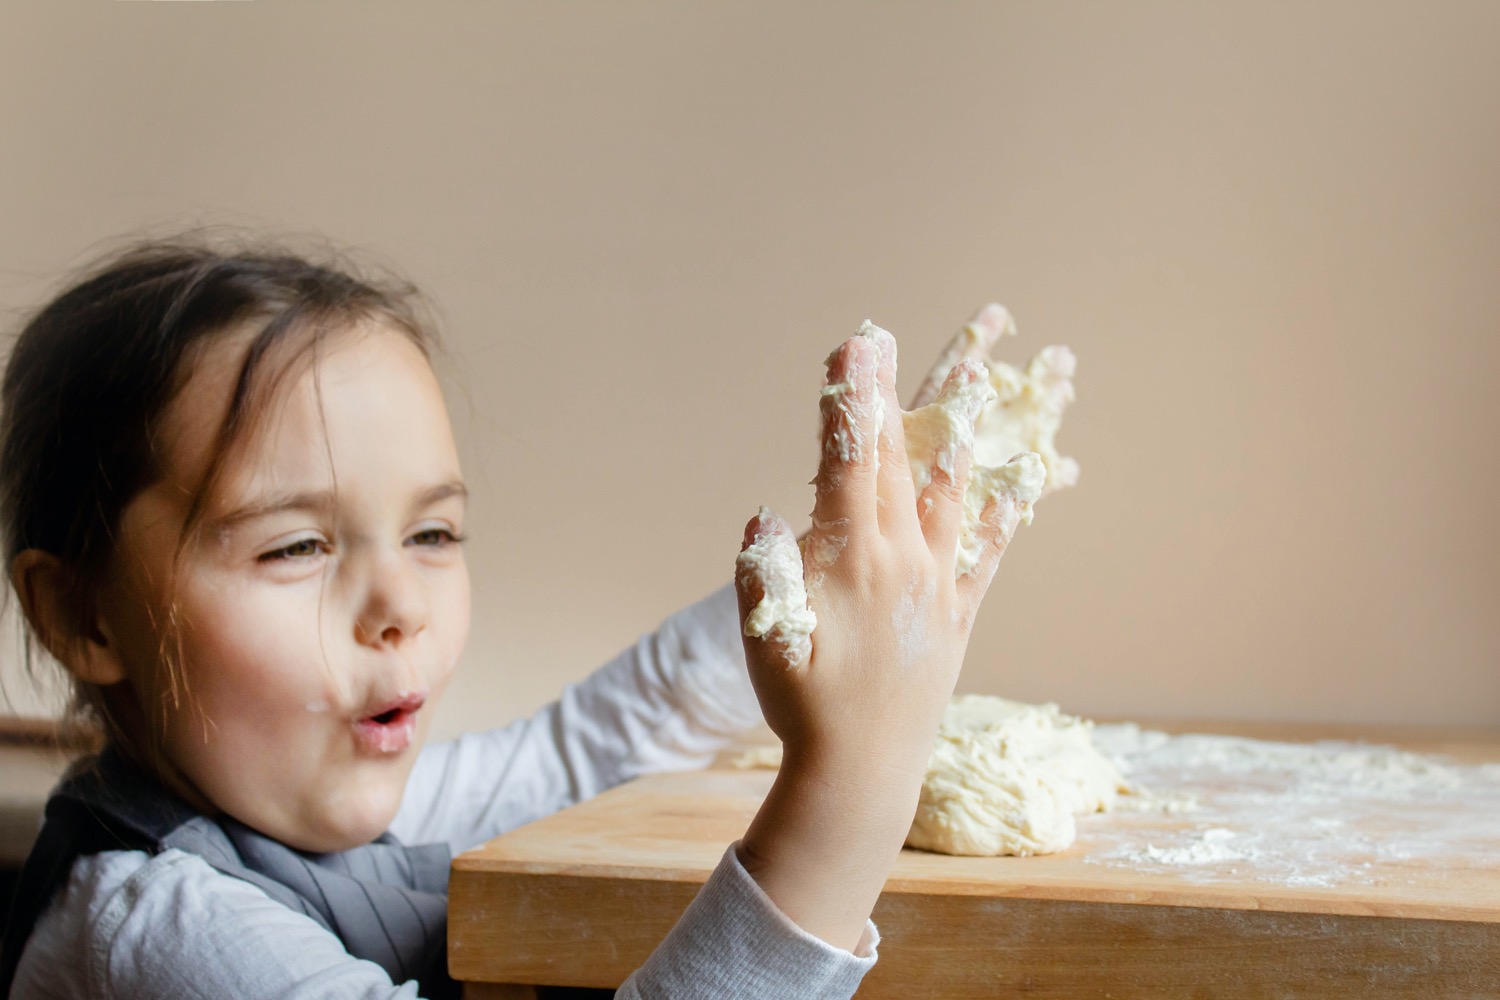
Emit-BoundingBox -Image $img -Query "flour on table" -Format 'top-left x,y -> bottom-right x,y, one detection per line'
1128,827 -> 1251,866
1084,726 -> 1500,888
735,695 -> 1127,857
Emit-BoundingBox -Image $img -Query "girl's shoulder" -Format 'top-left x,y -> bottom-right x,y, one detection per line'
15,849 -> 240,995
13,848 -> 409,999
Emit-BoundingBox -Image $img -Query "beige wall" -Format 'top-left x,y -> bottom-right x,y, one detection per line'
1,1 -> 1496,735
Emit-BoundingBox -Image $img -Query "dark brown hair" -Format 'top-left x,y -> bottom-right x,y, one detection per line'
0,228 -> 441,752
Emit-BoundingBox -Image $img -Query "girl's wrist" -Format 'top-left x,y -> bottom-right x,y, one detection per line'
742,738 -> 930,877
777,731 -> 932,792
738,753 -> 923,951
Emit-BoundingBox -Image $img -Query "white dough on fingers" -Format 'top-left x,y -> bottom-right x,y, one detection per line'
738,307 -> 1076,663
736,507 -> 815,670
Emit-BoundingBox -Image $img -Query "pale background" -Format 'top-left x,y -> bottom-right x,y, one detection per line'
1,1 -> 1496,735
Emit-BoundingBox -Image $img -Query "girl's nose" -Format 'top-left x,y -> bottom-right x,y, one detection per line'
354,550 -> 429,649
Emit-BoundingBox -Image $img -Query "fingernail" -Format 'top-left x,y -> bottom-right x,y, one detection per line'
745,505 -> 785,546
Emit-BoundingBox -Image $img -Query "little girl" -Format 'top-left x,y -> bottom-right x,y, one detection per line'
0,233 -> 1024,998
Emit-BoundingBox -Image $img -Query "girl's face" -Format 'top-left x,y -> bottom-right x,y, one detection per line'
98,321 -> 471,852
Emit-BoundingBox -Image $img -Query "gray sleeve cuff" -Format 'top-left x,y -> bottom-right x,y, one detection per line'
617,842 -> 879,1000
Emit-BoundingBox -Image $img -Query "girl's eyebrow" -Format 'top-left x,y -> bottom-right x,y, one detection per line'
212,489 -> 337,530
211,480 -> 468,531
412,481 -> 468,513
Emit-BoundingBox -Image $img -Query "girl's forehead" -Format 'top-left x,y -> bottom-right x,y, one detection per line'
160,320 -> 446,491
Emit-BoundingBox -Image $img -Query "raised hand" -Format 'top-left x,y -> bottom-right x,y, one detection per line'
732,322 -> 1027,951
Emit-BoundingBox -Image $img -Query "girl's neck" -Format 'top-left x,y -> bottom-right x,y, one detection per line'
101,687 -> 222,817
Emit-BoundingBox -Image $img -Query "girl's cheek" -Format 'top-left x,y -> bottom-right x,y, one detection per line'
426,650 -> 463,699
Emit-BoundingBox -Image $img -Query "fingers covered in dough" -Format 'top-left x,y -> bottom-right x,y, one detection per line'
735,508 -> 814,671
909,303 -> 1015,409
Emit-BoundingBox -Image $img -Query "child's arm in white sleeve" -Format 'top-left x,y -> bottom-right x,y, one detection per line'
615,841 -> 878,999
391,581 -> 759,853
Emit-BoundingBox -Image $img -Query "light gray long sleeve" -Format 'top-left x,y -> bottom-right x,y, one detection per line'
391,584 -> 766,855
618,844 -> 878,1000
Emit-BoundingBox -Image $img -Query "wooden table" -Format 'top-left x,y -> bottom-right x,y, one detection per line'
449,721 -> 1500,998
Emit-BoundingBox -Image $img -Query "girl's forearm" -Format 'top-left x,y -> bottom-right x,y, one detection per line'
737,743 -> 928,952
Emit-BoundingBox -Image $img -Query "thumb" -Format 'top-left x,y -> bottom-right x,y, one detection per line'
735,506 -> 815,672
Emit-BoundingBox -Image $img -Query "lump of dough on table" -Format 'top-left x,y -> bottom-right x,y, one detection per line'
907,695 -> 1126,857
733,695 -> 1127,856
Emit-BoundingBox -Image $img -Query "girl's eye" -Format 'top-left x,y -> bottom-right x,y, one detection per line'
409,527 -> 464,548
259,538 -> 327,562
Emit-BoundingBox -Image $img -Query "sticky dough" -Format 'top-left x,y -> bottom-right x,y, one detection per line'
958,306 -> 1079,495
735,696 -> 1126,856
908,696 -> 1124,856
737,307 -> 1076,660
737,510 -> 817,669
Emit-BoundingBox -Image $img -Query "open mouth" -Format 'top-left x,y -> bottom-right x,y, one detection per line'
352,693 -> 425,754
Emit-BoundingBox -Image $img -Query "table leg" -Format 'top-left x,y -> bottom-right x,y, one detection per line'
463,985 -> 537,1000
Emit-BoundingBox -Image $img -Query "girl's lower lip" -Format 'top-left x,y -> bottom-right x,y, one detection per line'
352,710 -> 417,755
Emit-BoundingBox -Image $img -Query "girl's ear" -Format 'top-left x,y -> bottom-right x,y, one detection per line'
10,549 -> 128,686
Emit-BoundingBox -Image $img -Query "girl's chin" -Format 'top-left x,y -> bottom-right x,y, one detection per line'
293,782 -> 410,852
295,812 -> 400,853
